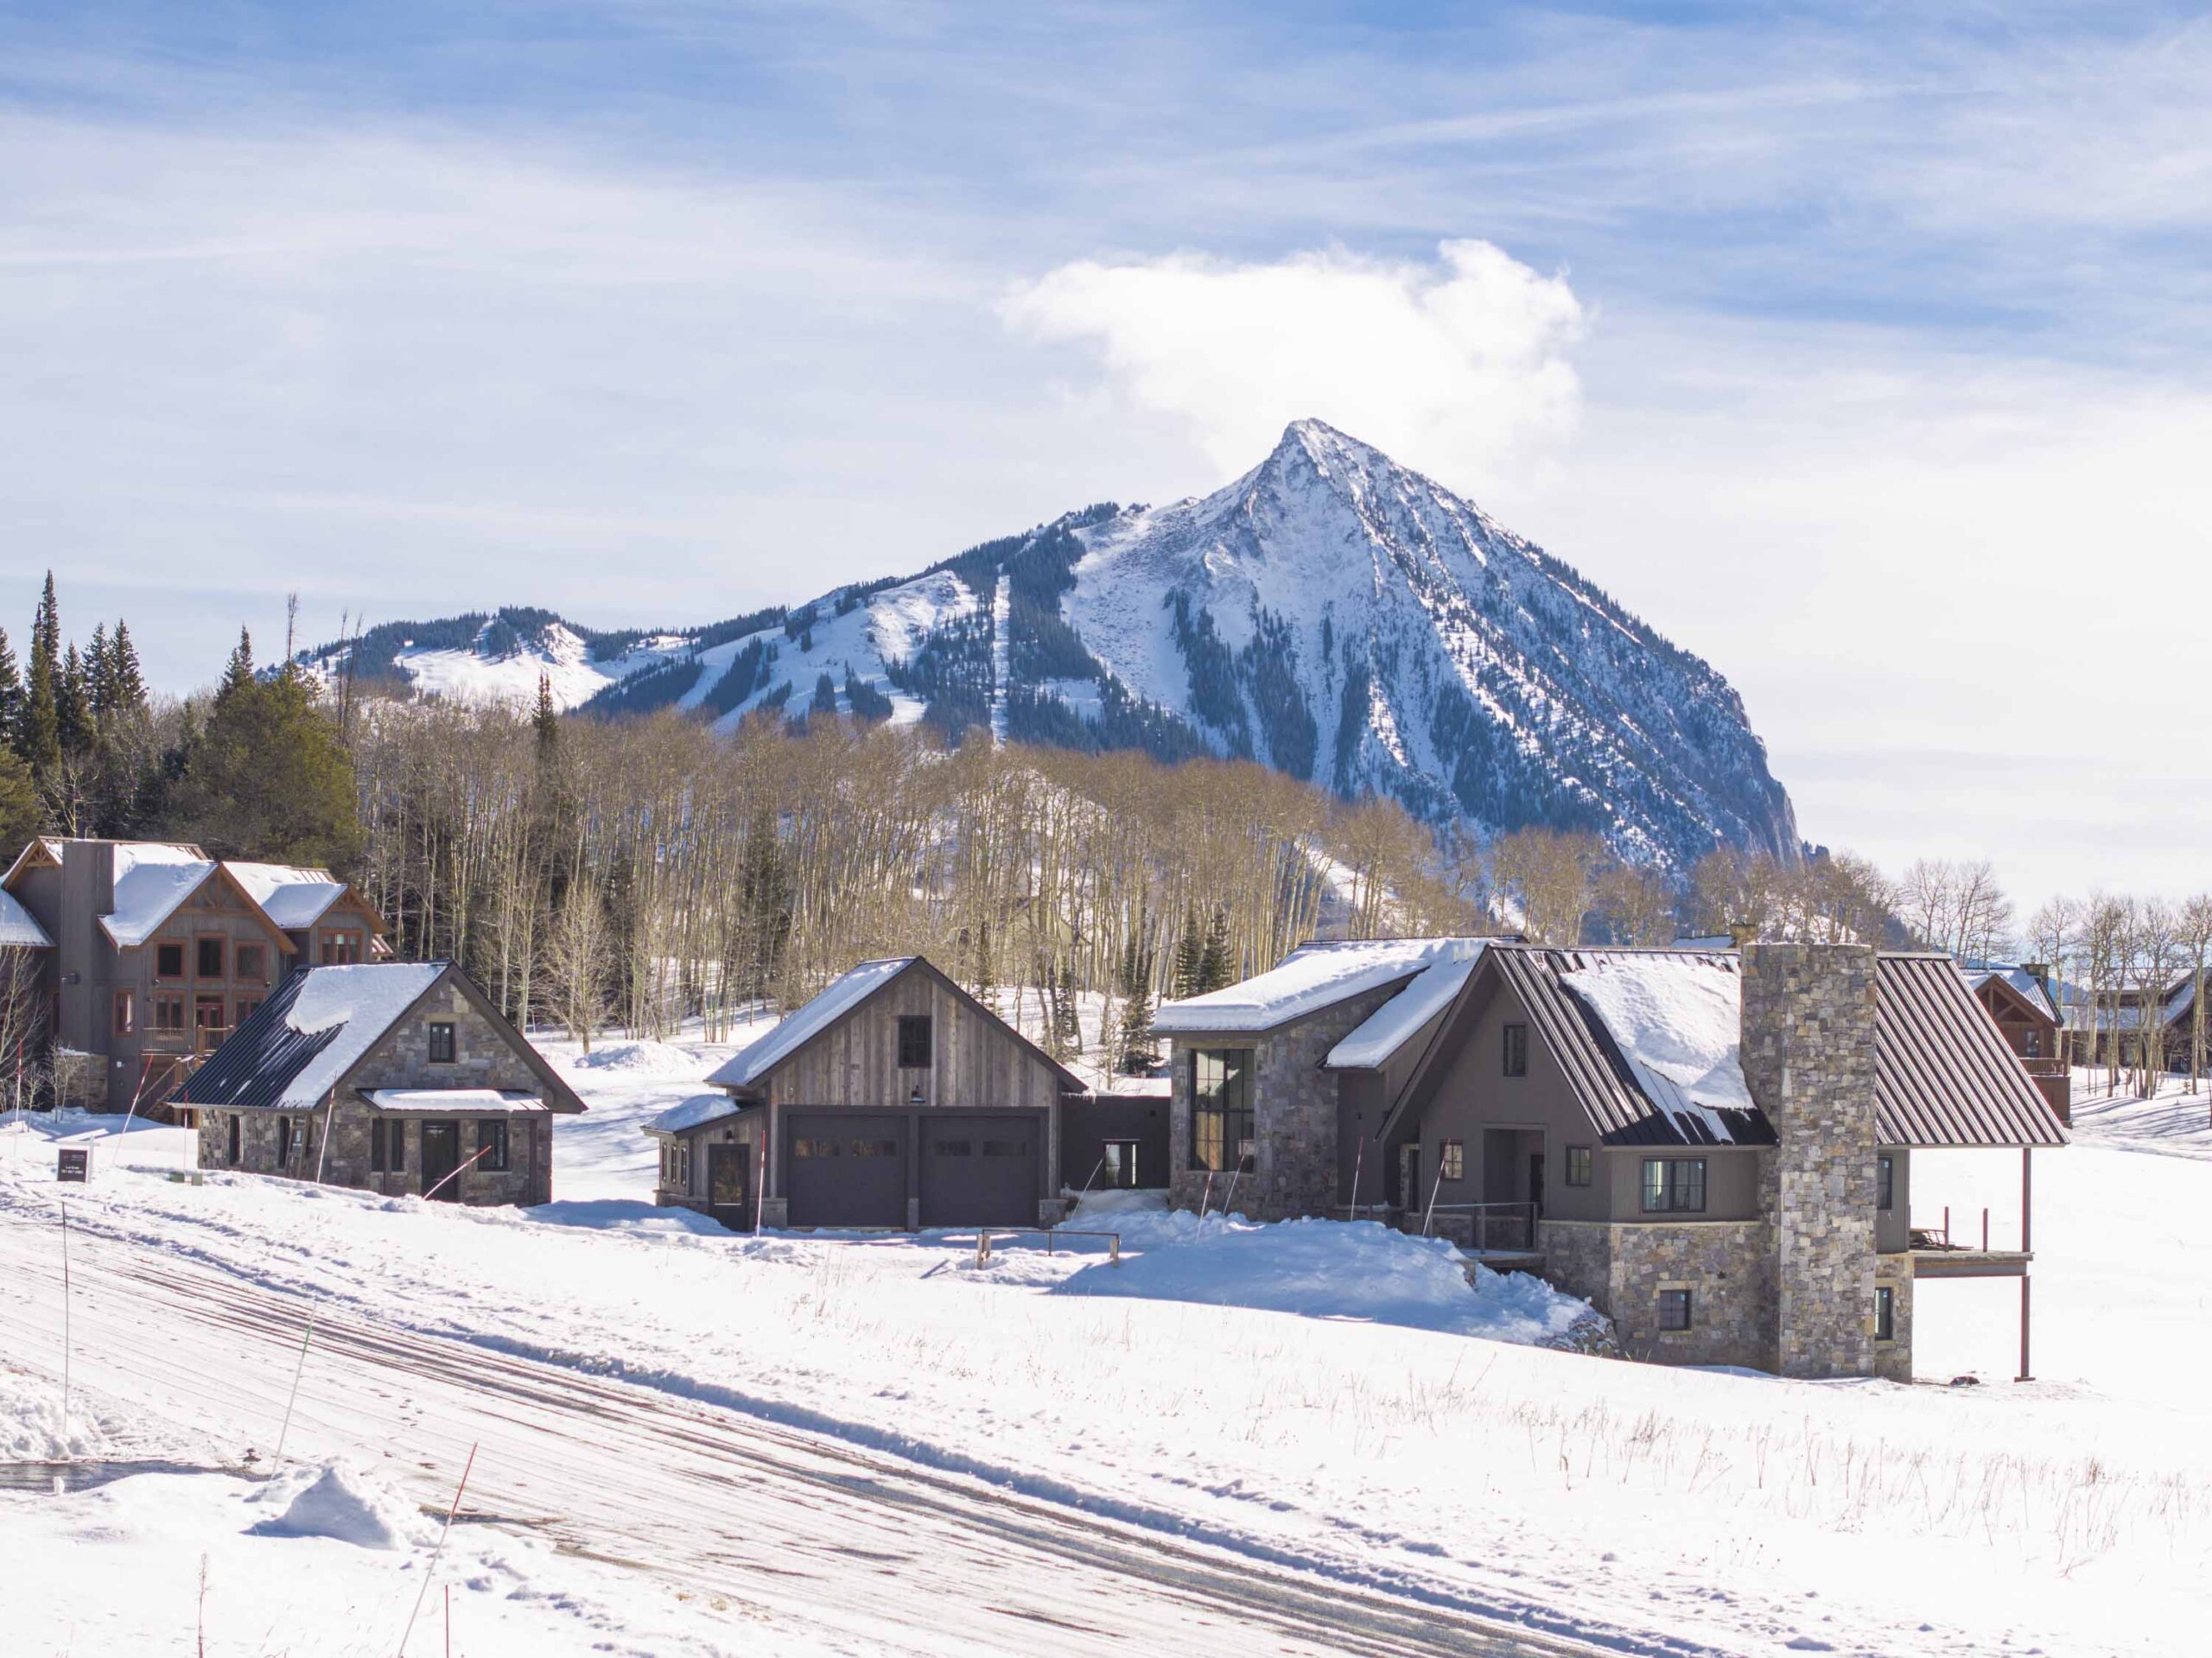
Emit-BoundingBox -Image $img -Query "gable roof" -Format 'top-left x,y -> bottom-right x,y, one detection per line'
0,888 -> 52,949
1157,938 -> 1489,1036
645,1093 -> 753,1135
4,837 -> 301,951
706,956 -> 1086,1095
1962,963 -> 2058,1026
178,962 -> 585,1114
1325,947 -> 1486,1069
224,862 -> 359,932
1378,944 -> 2066,1150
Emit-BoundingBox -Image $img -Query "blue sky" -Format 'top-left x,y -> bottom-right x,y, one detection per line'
4,3 -> 2208,904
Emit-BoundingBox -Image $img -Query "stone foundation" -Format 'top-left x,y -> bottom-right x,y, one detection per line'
1873,1257 -> 1915,1382
1542,1218 -> 1776,1369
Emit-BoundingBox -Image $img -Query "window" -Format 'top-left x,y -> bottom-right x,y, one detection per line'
1103,1140 -> 1139,1188
197,937 -> 226,979
236,997 -> 261,1026
1642,1158 -> 1707,1213
428,1021 -> 456,1064
477,1120 -> 510,1172
982,1140 -> 1023,1157
852,1139 -> 900,1157
897,1014 -> 932,1069
1440,1139 -> 1465,1181
1658,1288 -> 1694,1331
154,993 -> 187,1032
386,1120 -> 405,1173
236,943 -> 266,982
675,1144 -> 690,1188
794,1138 -> 841,1158
156,942 -> 185,980
1874,1286 -> 1896,1343
320,931 -> 363,965
1877,1153 -> 1895,1212
933,1140 -> 973,1156
1566,1145 -> 1593,1187
1190,1047 -> 1255,1173
1502,1022 -> 1529,1077
113,990 -> 134,1036
277,1116 -> 294,1165
372,1118 -> 389,1174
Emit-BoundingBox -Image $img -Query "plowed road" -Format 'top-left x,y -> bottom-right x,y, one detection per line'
0,1216 -> 1620,1658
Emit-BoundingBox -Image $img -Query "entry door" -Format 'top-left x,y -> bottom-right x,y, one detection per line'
194,995 -> 227,1050
1102,1140 -> 1139,1189
420,1120 -> 462,1200
1529,1153 -> 1546,1218
708,1142 -> 752,1226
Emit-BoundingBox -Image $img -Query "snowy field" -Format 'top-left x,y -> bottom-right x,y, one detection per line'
1,1058 -> 2208,1655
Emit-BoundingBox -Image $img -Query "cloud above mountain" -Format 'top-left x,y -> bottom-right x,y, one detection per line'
1002,240 -> 1586,496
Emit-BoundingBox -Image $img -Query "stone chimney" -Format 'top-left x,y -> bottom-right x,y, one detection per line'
1738,942 -> 1879,1379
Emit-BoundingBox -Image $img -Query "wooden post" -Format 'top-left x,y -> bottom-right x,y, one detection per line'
2018,1150 -> 2035,1381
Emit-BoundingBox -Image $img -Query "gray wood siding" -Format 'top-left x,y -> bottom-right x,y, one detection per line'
762,970 -> 1064,1115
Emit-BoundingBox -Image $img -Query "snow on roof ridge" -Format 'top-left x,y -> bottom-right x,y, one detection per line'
1156,937 -> 1489,1034
1325,946 -> 1488,1070
707,956 -> 918,1089
275,962 -> 449,1108
1557,954 -> 1756,1140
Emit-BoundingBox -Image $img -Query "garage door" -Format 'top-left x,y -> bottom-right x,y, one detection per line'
918,1114 -> 1039,1229
785,1113 -> 908,1228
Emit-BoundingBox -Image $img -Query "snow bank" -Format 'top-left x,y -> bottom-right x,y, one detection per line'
1559,954 -> 1757,1140
1,1369 -> 112,1460
1052,1216 -> 1592,1343
563,1039 -> 708,1079
247,1459 -> 429,1549
525,1199 -> 734,1236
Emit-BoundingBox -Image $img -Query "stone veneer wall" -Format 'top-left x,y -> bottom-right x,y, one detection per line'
1541,1217 -> 1776,1369
1873,1258 -> 1915,1382
1742,943 -> 1880,1379
1166,983 -> 1403,1222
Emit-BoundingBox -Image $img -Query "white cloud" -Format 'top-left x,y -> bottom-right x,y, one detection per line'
1001,240 -> 1586,495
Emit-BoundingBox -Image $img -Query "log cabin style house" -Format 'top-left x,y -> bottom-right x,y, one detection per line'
3,837 -> 390,1115
647,956 -> 1088,1230
1963,962 -> 2069,1121
1154,939 -> 2068,1381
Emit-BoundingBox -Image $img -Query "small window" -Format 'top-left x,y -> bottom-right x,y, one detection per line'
934,1140 -> 973,1157
676,1144 -> 690,1187
897,1014 -> 932,1069
853,1139 -> 900,1158
236,943 -> 266,981
113,990 -> 135,1036
1440,1139 -> 1465,1181
387,1120 -> 405,1173
795,1138 -> 841,1158
372,1118 -> 389,1174
236,997 -> 261,1026
428,1021 -> 456,1064
320,931 -> 363,965
477,1120 -> 510,1172
277,1116 -> 294,1165
1659,1288 -> 1694,1331
154,993 -> 187,1032
1642,1158 -> 1707,1214
1877,1153 -> 1895,1211
1874,1285 -> 1896,1343
226,1113 -> 241,1166
156,942 -> 185,980
1502,1023 -> 1529,1077
197,937 -> 226,979
1566,1145 -> 1592,1187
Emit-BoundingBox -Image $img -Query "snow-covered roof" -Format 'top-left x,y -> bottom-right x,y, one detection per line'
645,1093 -> 750,1134
0,888 -> 52,949
226,861 -> 353,931
1558,955 -> 1758,1145
707,957 -> 918,1089
100,842 -> 221,948
1325,945 -> 1488,1069
364,1088 -> 546,1114
1961,964 -> 2058,1025
1155,939 -> 1486,1035
178,962 -> 446,1110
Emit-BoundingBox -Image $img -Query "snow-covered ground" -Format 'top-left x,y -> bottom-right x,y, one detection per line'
2,1060 -> 2209,1654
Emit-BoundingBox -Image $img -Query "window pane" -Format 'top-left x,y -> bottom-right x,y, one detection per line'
1642,1161 -> 1666,1210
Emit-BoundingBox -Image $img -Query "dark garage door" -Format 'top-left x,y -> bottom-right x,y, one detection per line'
785,1112 -> 908,1228
919,1114 -> 1039,1229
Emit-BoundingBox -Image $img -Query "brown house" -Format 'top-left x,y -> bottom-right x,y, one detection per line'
2,838 -> 391,1114
1156,939 -> 2068,1382
648,956 -> 1084,1230
177,961 -> 584,1205
1964,963 -> 2069,1121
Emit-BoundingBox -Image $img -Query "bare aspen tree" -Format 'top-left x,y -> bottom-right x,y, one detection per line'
2181,893 -> 2212,1095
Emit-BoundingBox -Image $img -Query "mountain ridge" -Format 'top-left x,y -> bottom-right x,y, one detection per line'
297,421 -> 1798,871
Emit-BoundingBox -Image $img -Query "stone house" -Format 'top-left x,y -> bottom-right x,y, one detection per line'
176,961 -> 583,1206
2,837 -> 389,1114
647,956 -> 1085,1230
1155,939 -> 2068,1380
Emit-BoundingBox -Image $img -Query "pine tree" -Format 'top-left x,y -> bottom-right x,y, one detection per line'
0,628 -> 23,759
1115,932 -> 1158,1072
84,624 -> 113,718
531,674 -> 560,765
56,643 -> 92,756
1198,905 -> 1235,994
219,628 -> 255,698
22,574 -> 60,775
0,745 -> 37,860
107,621 -> 147,715
1172,901 -> 1205,1001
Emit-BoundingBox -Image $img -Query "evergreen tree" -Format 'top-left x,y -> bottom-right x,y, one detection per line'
0,628 -> 23,758
531,673 -> 560,765
1198,904 -> 1235,994
22,574 -> 60,775
106,621 -> 147,715
84,624 -> 113,717
1115,931 -> 1159,1073
165,635 -> 362,868
0,745 -> 38,861
1171,901 -> 1205,1001
1050,960 -> 1082,1058
735,805 -> 791,1008
56,643 -> 92,756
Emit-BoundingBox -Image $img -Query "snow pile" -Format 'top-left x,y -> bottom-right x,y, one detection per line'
1053,1216 -> 1593,1342
1156,938 -> 1485,1035
247,1459 -> 429,1549
563,1039 -> 707,1078
526,1198 -> 733,1236
1560,955 -> 1758,1140
1,1369 -> 112,1460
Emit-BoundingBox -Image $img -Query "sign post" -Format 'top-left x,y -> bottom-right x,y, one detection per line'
55,1147 -> 90,1184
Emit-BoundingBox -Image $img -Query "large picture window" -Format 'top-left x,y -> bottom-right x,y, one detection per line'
1190,1048 -> 1255,1173
1641,1158 -> 1707,1213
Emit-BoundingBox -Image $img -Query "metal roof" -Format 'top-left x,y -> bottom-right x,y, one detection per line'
1875,954 -> 2067,1147
175,968 -> 352,1109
